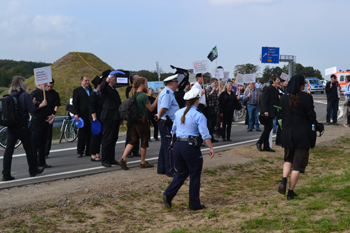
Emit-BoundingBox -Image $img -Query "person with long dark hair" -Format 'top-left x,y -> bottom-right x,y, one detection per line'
218,82 -> 240,141
278,74 -> 317,200
162,88 -> 214,211
2,76 -> 44,181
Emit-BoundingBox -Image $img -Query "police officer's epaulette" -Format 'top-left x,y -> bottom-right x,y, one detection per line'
166,90 -> 170,94
196,109 -> 202,113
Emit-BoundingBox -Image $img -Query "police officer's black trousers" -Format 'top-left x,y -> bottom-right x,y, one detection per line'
31,117 -> 49,166
157,122 -> 174,176
164,141 -> 203,209
101,119 -> 120,163
2,124 -> 38,177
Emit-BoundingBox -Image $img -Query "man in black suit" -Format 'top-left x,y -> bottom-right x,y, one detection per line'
73,76 -> 92,158
100,71 -> 123,167
256,75 -> 280,152
325,74 -> 340,125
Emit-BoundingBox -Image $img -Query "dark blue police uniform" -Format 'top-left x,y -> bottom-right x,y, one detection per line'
157,86 -> 179,176
163,105 -> 211,210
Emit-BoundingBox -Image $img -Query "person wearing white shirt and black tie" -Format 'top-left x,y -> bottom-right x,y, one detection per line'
192,73 -> 206,113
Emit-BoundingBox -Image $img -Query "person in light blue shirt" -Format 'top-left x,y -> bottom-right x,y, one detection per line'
162,88 -> 215,211
255,80 -> 263,89
342,75 -> 350,127
155,74 -> 180,177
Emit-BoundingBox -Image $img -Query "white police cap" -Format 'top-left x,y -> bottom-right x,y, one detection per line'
184,88 -> 200,101
163,74 -> 178,82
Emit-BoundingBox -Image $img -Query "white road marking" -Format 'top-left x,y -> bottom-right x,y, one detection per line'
0,137 -> 269,184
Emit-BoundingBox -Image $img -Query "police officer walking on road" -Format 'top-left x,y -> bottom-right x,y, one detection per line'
162,88 -> 215,211
155,74 -> 180,177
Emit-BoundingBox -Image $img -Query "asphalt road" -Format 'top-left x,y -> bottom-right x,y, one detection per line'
0,93 -> 340,189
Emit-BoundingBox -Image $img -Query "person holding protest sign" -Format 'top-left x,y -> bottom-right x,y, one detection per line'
45,79 -> 60,159
31,83 -> 55,168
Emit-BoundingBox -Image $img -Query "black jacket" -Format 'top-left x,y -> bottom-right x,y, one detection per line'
89,89 -> 102,122
218,91 -> 239,113
280,92 -> 317,148
325,81 -> 339,102
30,88 -> 53,118
73,86 -> 91,120
100,79 -> 122,121
261,85 -> 279,118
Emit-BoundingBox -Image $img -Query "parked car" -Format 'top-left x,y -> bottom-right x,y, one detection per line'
304,77 -> 324,94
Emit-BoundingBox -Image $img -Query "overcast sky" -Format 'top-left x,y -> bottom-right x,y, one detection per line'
1,0 -> 349,79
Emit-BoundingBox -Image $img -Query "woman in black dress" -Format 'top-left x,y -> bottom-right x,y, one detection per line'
218,82 -> 240,141
278,74 -> 317,200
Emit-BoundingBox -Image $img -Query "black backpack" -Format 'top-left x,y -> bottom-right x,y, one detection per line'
0,92 -> 22,126
118,93 -> 140,122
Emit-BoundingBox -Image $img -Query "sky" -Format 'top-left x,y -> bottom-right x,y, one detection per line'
1,0 -> 349,80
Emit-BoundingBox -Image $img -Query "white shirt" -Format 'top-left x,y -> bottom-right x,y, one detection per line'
344,83 -> 350,99
192,82 -> 206,105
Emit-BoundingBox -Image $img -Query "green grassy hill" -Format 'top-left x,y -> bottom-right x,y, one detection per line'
25,52 -> 127,116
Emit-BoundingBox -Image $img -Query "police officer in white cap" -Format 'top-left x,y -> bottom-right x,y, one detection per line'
162,88 -> 215,211
155,74 -> 180,177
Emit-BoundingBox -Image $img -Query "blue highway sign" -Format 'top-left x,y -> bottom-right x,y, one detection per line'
261,47 -> 280,64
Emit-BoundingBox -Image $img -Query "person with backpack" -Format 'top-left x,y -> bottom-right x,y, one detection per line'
100,70 -> 123,167
118,77 -> 158,170
2,76 -> 45,181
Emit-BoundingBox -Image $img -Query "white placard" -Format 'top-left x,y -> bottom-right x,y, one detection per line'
156,62 -> 160,79
193,60 -> 209,74
280,73 -> 289,80
211,69 -> 224,80
237,74 -> 245,85
34,66 -> 52,85
325,67 -> 337,76
244,73 -> 256,83
224,72 -> 230,82
117,77 -> 128,84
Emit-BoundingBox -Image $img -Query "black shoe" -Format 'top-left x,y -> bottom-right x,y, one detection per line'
247,129 -> 252,132
102,162 -> 111,167
42,164 -> 52,168
211,139 -> 219,143
256,129 -> 261,132
127,153 -> 133,158
326,122 -> 332,125
333,123 -> 339,126
278,181 -> 286,195
256,142 -> 263,151
110,160 -> 119,165
264,148 -> 275,152
163,194 -> 172,209
227,138 -> 232,141
30,167 -> 45,177
2,176 -> 15,181
133,153 -> 141,157
77,153 -> 83,158
154,138 -> 160,141
222,138 -> 226,142
190,204 -> 206,211
287,190 -> 298,200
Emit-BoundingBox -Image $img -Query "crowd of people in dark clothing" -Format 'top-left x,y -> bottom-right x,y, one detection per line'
2,70 -> 328,203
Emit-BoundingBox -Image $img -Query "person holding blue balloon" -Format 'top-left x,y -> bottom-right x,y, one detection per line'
89,72 -> 109,161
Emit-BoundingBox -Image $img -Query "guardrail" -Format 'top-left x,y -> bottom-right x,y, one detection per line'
53,116 -> 65,127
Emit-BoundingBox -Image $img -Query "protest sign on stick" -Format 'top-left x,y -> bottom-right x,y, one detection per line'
34,66 -> 52,100
237,74 -> 245,86
193,60 -> 209,74
244,74 -> 256,84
